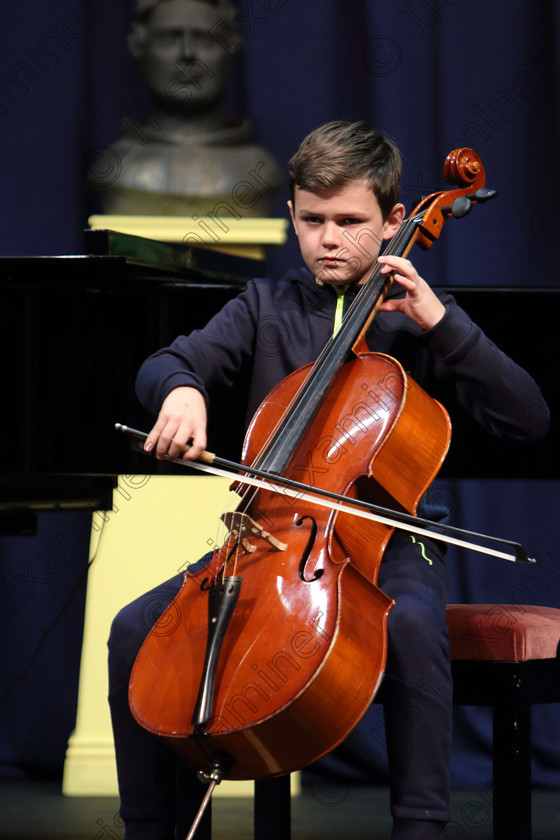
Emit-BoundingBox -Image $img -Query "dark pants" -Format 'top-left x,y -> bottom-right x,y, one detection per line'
108,531 -> 451,840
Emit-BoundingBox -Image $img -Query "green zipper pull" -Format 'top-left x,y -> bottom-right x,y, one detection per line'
332,285 -> 349,337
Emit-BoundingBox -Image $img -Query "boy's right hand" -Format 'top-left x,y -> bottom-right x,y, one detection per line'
143,386 -> 207,462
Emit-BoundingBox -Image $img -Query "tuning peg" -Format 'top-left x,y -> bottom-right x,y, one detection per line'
440,196 -> 472,218
468,188 -> 498,202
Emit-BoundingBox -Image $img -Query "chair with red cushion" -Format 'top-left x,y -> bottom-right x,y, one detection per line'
447,603 -> 560,840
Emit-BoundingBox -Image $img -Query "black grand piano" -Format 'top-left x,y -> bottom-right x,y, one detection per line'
0,231 -> 255,534
0,229 -> 556,536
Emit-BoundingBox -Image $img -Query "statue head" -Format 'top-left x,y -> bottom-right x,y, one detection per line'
128,0 -> 238,114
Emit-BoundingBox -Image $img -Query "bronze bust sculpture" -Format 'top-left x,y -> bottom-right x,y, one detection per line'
89,0 -> 282,216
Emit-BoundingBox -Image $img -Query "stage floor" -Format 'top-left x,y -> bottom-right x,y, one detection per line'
1,780 -> 559,839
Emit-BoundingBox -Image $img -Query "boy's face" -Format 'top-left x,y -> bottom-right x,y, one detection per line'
288,179 -> 404,286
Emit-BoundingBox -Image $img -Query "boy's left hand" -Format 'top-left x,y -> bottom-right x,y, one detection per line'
377,254 -> 445,331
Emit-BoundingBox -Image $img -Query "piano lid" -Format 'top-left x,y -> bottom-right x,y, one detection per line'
84,227 -> 265,287
0,228 -> 262,292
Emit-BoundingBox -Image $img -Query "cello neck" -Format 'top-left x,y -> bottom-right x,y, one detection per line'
253,214 -> 423,476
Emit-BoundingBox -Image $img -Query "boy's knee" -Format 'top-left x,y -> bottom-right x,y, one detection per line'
108,575 -> 183,658
108,603 -> 147,670
388,594 -> 446,644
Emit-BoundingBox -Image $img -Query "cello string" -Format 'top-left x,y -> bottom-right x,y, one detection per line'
245,215 -> 420,476
191,215 -> 422,539
190,212 -> 421,558
214,496 -> 237,583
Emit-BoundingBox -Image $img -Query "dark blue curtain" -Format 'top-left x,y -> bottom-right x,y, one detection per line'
1,0 -> 559,786
0,513 -> 91,778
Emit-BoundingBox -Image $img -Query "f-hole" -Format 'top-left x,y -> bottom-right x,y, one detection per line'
295,516 -> 323,582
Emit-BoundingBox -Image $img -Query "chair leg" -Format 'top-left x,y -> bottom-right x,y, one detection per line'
492,667 -> 532,840
254,775 -> 291,840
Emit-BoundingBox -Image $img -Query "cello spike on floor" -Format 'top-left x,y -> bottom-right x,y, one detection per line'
184,757 -> 233,840
184,779 -> 217,840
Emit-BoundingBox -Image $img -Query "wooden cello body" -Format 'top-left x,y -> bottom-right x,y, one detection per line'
129,353 -> 450,779
128,148 -> 492,781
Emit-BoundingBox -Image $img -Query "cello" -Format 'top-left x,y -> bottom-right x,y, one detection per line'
125,148 -> 508,795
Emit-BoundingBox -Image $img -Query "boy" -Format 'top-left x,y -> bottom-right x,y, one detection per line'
109,121 -> 549,840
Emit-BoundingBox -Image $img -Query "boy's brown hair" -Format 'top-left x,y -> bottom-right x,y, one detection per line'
288,120 -> 402,220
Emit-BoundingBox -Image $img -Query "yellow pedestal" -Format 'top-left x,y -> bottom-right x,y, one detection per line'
62,474 -> 266,797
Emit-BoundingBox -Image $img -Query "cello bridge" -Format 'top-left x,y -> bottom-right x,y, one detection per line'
221,512 -> 288,553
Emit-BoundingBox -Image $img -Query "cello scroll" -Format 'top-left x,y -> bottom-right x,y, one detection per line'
410,147 -> 497,250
